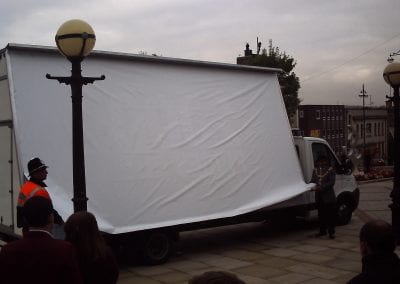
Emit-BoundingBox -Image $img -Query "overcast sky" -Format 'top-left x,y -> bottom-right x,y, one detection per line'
1,0 -> 399,106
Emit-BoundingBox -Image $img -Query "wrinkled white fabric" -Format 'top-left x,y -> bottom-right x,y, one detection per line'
8,47 -> 309,234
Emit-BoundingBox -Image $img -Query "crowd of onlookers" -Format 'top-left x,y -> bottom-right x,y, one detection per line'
0,196 -> 119,284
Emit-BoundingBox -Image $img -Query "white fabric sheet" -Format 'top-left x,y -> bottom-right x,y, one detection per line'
8,48 -> 310,234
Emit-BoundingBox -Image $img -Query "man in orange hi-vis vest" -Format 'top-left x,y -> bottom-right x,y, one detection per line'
17,157 -> 64,235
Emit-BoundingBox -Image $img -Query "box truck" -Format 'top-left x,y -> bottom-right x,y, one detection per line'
0,44 -> 359,264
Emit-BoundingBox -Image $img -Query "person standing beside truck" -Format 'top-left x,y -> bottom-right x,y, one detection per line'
17,157 -> 64,237
311,155 -> 337,239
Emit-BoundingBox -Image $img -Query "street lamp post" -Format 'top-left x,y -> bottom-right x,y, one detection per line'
46,19 -> 105,212
383,62 -> 400,243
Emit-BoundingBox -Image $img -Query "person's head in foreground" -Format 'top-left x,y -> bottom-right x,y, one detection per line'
188,271 -> 246,284
23,195 -> 54,231
360,219 -> 396,256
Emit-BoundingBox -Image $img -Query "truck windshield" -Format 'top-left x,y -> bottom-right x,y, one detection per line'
311,143 -> 339,171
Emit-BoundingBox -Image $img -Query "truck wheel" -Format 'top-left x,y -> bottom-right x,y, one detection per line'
140,231 -> 173,265
336,199 -> 353,225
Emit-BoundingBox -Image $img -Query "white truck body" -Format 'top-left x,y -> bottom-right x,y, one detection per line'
0,44 -> 358,247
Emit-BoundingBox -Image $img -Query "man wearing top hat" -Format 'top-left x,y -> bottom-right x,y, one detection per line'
17,157 -> 64,236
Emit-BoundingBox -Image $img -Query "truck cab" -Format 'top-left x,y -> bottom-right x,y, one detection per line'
270,136 -> 359,225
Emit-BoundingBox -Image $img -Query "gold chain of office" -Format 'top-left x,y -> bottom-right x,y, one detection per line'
315,167 -> 333,186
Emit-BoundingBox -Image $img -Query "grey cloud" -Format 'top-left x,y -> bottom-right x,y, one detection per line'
0,0 -> 399,106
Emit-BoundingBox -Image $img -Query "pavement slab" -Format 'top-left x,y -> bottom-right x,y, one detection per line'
236,274 -> 274,284
291,244 -> 328,253
286,263 -> 349,280
232,264 -> 286,279
163,259 -> 211,272
300,278 -> 342,284
324,258 -> 361,272
238,241 -> 274,252
290,253 -> 334,264
150,271 -> 192,284
268,272 -> 315,284
320,249 -> 361,264
118,275 -> 162,284
262,248 -> 302,258
192,253 -> 253,270
326,241 -> 357,250
217,249 -> 268,261
259,239 -> 300,248
254,256 -> 299,269
128,265 -> 174,277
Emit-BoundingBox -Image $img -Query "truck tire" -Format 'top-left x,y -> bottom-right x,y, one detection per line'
140,231 -> 173,265
336,198 -> 353,225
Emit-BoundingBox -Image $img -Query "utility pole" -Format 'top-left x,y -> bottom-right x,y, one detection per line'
256,37 -> 262,55
359,84 -> 368,172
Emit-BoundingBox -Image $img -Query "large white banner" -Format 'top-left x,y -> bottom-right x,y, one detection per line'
8,47 -> 309,234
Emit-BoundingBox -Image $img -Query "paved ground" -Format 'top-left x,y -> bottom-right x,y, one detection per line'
117,180 -> 396,284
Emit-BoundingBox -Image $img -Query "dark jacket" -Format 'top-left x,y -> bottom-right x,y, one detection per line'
348,253 -> 400,284
0,230 -> 83,284
80,247 -> 119,284
311,167 -> 336,204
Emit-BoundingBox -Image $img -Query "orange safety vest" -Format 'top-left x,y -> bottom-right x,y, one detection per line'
17,181 -> 51,207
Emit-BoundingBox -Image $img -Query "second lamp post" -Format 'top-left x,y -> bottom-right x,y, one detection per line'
383,61 -> 400,243
47,19 -> 105,212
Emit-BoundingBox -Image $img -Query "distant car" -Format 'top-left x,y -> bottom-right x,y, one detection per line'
371,158 -> 385,166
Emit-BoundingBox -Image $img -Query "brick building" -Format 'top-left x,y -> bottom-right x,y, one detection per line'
345,106 -> 387,161
298,105 -> 346,154
298,105 -> 387,160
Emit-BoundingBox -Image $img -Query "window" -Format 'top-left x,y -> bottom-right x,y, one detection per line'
310,129 -> 321,137
374,123 -> 377,136
315,110 -> 320,120
312,142 -> 341,175
383,122 -> 385,136
366,123 -> 372,137
299,110 -> 304,118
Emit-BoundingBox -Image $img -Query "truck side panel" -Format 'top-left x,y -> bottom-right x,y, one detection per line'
0,53 -> 13,229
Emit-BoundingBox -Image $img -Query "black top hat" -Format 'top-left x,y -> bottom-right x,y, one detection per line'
28,157 -> 48,175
